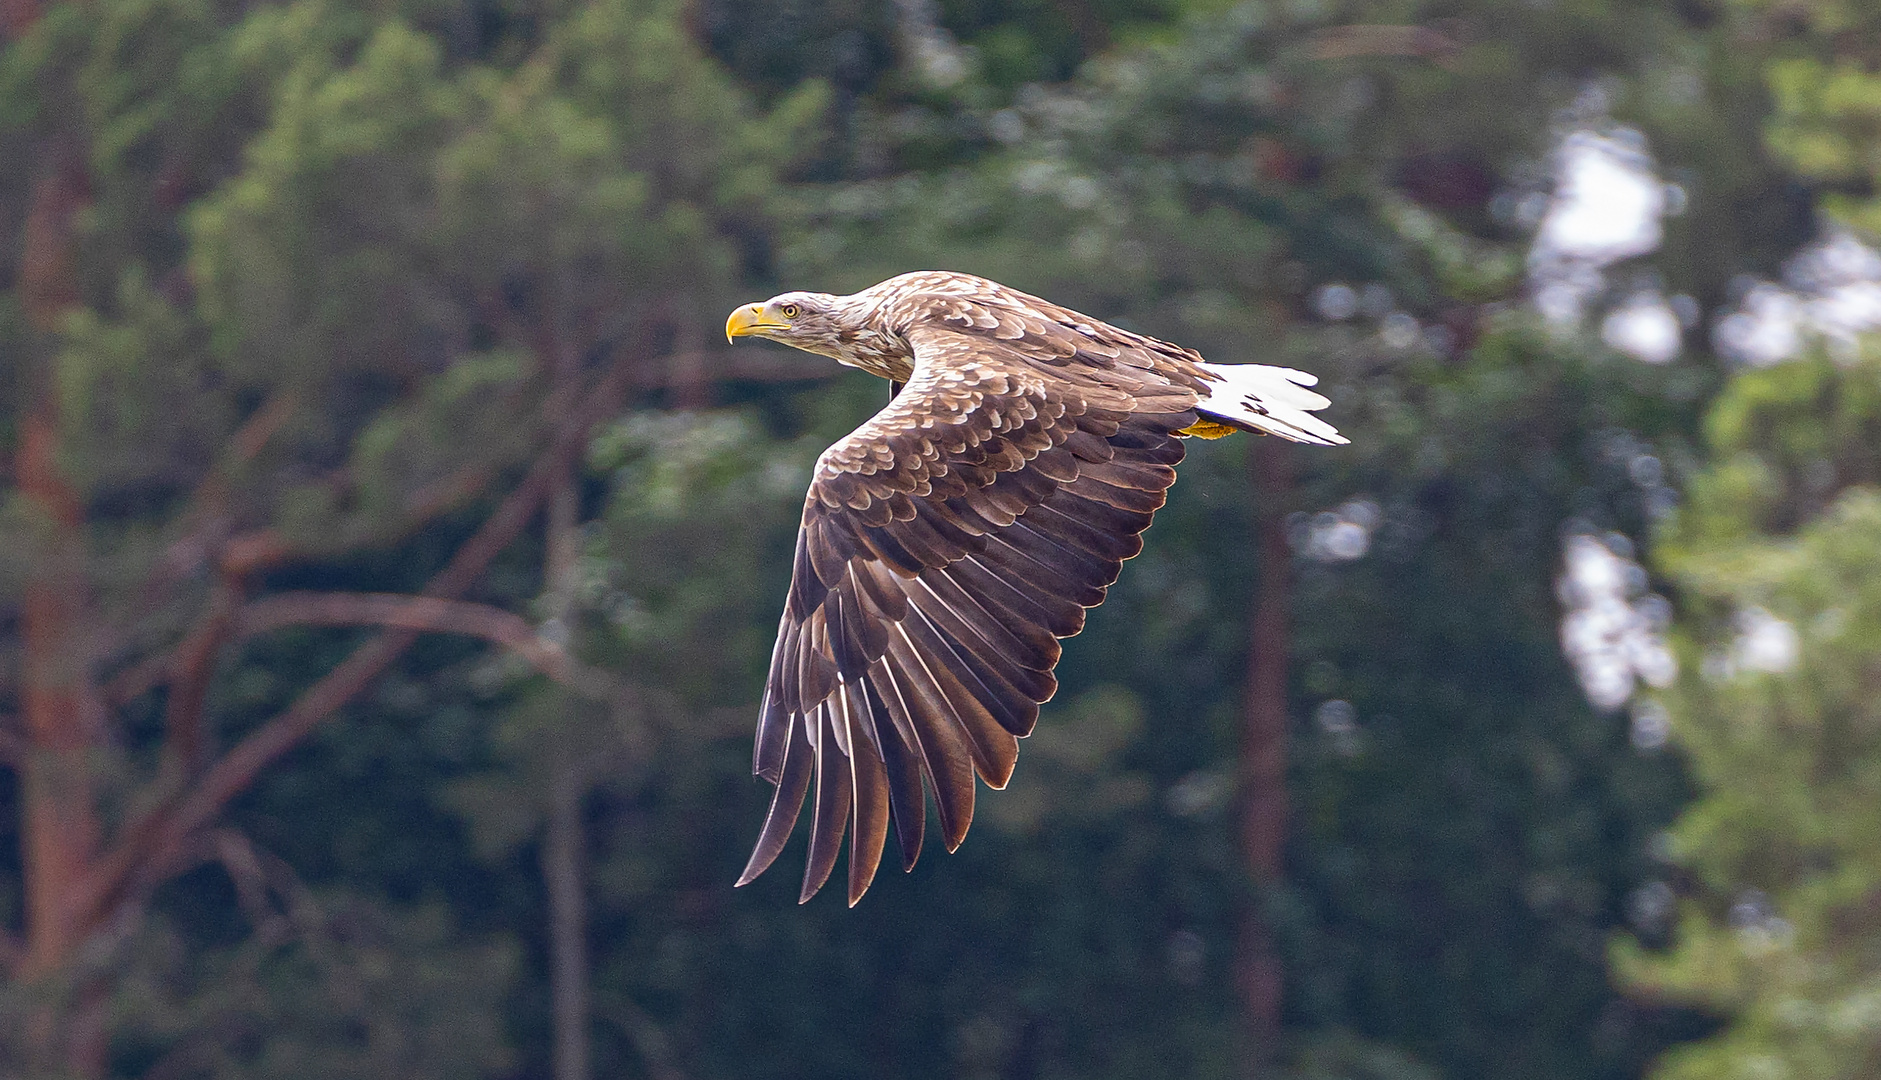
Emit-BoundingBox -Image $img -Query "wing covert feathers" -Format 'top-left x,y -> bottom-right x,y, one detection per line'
740,280 -> 1345,903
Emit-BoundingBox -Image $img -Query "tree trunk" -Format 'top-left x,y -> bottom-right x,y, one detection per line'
16,142 -> 108,1078
18,414 -> 101,980
1238,436 -> 1292,1072
542,281 -> 593,1080
545,766 -> 592,1080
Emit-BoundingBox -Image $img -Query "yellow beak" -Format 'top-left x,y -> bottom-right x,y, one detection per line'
725,303 -> 788,342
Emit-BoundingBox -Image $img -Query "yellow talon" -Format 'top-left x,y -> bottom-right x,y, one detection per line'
1175,418 -> 1241,439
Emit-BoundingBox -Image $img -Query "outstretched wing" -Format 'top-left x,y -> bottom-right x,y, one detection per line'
738,312 -> 1202,905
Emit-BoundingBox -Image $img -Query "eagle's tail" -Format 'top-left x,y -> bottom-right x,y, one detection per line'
1188,362 -> 1349,446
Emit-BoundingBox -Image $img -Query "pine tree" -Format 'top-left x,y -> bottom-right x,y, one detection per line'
1615,349 -> 1881,1080
0,0 -> 809,1073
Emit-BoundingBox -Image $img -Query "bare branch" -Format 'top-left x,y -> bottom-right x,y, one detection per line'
236,592 -> 607,691
99,652 -> 172,710
1307,23 -> 1462,67
217,529 -> 294,579
398,462 -> 497,534
73,337 -> 645,935
596,991 -> 689,1080
105,346 -> 818,705
229,394 -> 297,462
165,587 -> 239,772
104,453 -> 498,713
133,831 -> 312,1080
209,829 -> 294,947
124,392 -> 297,623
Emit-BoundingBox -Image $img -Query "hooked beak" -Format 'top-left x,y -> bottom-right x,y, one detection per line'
725,303 -> 788,342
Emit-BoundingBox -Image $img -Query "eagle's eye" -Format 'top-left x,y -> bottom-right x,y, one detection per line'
780,303 -> 801,319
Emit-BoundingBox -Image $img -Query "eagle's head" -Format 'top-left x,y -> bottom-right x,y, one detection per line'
725,290 -> 913,381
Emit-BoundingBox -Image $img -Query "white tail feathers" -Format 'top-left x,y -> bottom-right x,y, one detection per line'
1194,362 -> 1349,446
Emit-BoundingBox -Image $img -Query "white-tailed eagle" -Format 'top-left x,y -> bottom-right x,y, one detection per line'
725,272 -> 1345,905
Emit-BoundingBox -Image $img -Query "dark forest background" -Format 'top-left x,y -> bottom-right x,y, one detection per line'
4,0 -> 1881,1077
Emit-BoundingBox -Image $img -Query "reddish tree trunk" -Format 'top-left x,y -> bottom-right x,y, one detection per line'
14,144 -> 109,1077
17,416 -> 102,981
1239,437 -> 1292,1069
20,154 -> 87,332
17,143 -> 101,984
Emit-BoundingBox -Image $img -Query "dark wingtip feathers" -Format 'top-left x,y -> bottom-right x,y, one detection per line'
798,707 -> 852,904
736,713 -> 814,887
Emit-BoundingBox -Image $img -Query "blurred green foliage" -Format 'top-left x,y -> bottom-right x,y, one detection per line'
1617,351 -> 1881,1080
1,0 -> 1877,1077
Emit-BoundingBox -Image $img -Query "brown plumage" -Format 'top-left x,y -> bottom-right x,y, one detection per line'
725,271 -> 1346,905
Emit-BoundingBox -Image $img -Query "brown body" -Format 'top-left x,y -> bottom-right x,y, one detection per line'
726,272 -> 1344,904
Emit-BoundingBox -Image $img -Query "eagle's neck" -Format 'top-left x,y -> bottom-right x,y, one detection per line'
826,292 -> 914,382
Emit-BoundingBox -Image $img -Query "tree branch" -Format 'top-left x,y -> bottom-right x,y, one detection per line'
163,587 -> 239,773
71,338 -> 644,938
102,345 -> 821,709
236,592 -> 606,691
209,828 -> 294,946
97,395 -> 292,723
596,991 -> 689,1080
1308,23 -> 1462,67
122,393 -> 296,624
398,462 -> 498,536
107,459 -> 500,715
99,653 -> 172,711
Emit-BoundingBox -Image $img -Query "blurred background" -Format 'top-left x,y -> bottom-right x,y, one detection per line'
3,0 -> 1879,1077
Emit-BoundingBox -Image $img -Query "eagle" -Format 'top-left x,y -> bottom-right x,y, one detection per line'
725,271 -> 1346,905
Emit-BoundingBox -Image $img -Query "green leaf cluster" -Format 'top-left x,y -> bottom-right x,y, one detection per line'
1618,348 -> 1881,1080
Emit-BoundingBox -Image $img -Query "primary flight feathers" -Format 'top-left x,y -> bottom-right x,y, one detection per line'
725,271 -> 1346,905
